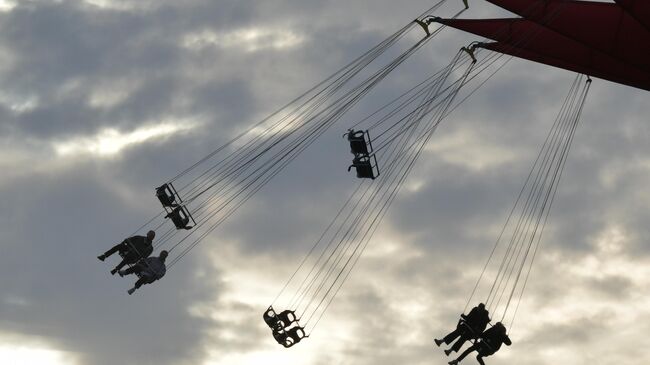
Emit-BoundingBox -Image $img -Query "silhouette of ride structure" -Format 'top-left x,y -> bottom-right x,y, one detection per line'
346,129 -> 380,179
263,306 -> 308,348
156,183 -> 195,230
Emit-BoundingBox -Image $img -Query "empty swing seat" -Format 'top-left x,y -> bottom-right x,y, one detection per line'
282,326 -> 308,348
263,306 -> 282,330
277,309 -> 297,328
345,129 -> 373,156
348,155 -> 380,179
264,307 -> 297,331
156,183 -> 179,208
165,205 -> 195,230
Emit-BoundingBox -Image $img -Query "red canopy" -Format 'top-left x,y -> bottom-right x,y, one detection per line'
436,0 -> 650,91
615,0 -> 650,31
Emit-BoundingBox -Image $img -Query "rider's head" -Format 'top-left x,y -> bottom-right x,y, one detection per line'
160,250 -> 169,261
147,230 -> 156,241
478,303 -> 485,309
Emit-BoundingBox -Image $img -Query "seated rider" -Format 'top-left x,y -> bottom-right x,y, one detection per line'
435,303 -> 490,355
119,251 -> 168,295
448,322 -> 511,365
97,230 -> 155,275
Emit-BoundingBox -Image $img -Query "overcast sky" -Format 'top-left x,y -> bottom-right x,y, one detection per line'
1,0 -> 649,364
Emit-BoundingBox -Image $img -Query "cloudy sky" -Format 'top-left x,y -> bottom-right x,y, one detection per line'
1,0 -> 649,364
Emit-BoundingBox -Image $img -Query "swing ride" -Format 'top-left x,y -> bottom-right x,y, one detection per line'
100,0 -> 649,362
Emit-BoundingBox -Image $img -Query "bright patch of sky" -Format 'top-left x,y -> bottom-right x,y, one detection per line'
183,28 -> 305,52
0,345 -> 78,365
0,0 -> 16,12
81,0 -> 145,11
87,78 -> 141,109
53,121 -> 198,157
427,128 -> 520,171
0,92 -> 39,113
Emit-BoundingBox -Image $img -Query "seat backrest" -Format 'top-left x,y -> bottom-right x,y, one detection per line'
177,208 -> 190,224
350,140 -> 369,155
282,337 -> 296,348
277,310 -> 296,327
156,184 -> 176,207
263,307 -> 278,328
288,326 -> 306,341
347,130 -> 371,156
347,130 -> 365,139
352,156 -> 374,178
168,206 -> 193,229
353,155 -> 370,165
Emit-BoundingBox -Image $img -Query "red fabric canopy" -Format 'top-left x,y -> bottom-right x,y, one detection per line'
482,0 -> 650,72
436,18 -> 650,91
483,42 -> 648,90
436,0 -> 650,91
615,0 -> 650,31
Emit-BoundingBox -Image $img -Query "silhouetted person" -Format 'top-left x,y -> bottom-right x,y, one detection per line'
448,322 -> 511,365
97,231 -> 155,275
119,250 -> 168,295
436,303 -> 491,354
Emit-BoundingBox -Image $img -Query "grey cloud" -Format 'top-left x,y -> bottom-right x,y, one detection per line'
0,171 -> 222,364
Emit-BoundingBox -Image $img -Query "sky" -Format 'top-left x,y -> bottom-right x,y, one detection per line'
1,0 -> 649,364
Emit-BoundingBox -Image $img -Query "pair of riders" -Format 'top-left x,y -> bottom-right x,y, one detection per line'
97,230 -> 168,295
435,303 -> 511,365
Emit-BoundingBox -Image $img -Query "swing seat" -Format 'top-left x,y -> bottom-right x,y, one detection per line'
345,129 -> 374,156
477,339 -> 496,356
348,155 -> 380,179
118,243 -> 152,264
282,326 -> 307,348
165,205 -> 195,230
156,183 -> 179,208
263,306 -> 281,329
277,310 -> 297,328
